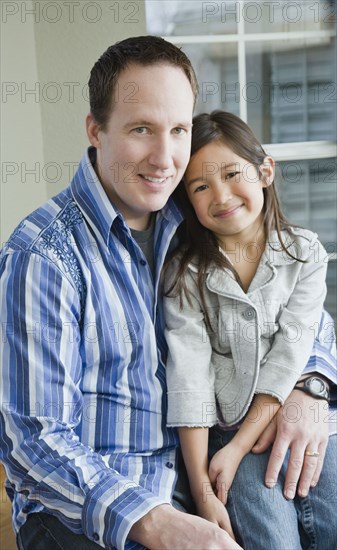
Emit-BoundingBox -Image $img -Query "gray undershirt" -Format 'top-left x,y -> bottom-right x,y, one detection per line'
130,214 -> 156,279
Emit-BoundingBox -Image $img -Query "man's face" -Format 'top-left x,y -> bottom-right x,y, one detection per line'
87,63 -> 194,230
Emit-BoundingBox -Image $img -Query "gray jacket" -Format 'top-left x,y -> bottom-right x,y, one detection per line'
164,228 -> 327,427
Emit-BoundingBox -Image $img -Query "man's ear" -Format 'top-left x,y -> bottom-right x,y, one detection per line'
86,113 -> 101,148
260,156 -> 275,187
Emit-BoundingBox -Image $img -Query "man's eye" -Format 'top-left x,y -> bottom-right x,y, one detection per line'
133,127 -> 147,134
225,171 -> 240,180
173,127 -> 186,135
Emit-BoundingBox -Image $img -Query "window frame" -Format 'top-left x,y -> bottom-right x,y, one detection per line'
147,0 -> 336,315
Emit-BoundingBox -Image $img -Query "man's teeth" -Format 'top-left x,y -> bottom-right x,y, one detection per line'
143,176 -> 166,183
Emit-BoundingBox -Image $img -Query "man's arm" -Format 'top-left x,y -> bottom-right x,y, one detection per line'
252,390 -> 329,499
301,308 -> 337,387
0,251 -> 166,549
129,504 -> 242,549
252,310 -> 336,499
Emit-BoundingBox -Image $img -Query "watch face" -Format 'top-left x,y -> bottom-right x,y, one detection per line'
306,377 -> 326,396
310,378 -> 324,394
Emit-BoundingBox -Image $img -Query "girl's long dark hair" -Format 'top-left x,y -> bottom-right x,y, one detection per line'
167,110 -> 299,328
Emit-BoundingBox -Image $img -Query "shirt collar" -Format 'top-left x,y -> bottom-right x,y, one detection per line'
70,147 -> 183,245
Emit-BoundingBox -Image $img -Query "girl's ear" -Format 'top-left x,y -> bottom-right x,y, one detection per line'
260,156 -> 275,187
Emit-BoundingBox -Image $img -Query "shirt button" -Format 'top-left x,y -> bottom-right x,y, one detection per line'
242,307 -> 256,320
92,533 -> 99,542
166,461 -> 174,469
22,505 -> 32,514
140,259 -> 147,266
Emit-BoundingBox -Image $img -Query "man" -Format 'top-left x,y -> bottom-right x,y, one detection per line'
0,36 -> 336,550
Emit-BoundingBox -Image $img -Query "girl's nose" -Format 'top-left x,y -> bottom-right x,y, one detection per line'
213,182 -> 233,205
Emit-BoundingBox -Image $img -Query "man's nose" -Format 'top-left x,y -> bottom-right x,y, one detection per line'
148,135 -> 173,170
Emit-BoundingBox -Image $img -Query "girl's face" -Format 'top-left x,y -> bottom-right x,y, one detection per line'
184,141 -> 274,246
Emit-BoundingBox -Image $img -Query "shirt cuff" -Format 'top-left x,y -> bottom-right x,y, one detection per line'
82,473 -> 168,549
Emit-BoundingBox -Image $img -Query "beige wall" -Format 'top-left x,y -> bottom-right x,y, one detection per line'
1,1 -> 45,245
1,0 -> 146,243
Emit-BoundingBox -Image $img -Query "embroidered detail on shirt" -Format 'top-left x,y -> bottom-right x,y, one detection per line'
37,202 -> 87,310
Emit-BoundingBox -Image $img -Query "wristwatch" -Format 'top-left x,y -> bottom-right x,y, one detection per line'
294,376 -> 330,402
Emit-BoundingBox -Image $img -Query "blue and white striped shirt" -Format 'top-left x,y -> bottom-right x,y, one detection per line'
0,148 -> 336,549
0,148 -> 183,549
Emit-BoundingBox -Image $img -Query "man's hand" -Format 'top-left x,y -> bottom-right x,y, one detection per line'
128,504 -> 242,549
196,491 -> 236,540
252,389 -> 329,499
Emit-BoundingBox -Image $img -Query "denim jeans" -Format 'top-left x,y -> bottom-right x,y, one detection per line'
209,427 -> 337,550
17,512 -> 99,550
17,436 -> 337,550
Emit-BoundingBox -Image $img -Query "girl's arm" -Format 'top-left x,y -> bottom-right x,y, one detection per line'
209,393 -> 280,504
178,427 -> 235,538
178,427 -> 210,504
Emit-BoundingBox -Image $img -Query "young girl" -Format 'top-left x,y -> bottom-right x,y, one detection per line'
163,111 -> 328,534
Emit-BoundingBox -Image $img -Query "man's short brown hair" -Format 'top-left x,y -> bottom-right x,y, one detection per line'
88,35 -> 199,130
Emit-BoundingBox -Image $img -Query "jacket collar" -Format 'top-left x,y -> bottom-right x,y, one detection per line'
263,229 -> 298,266
188,229 -> 298,298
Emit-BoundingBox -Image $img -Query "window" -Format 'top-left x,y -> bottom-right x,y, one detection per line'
146,0 -> 337,321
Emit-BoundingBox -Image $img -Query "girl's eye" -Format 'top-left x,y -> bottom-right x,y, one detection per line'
194,184 -> 208,193
225,171 -> 240,180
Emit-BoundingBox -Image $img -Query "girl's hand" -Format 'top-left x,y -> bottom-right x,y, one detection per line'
196,491 -> 236,541
208,443 -> 243,505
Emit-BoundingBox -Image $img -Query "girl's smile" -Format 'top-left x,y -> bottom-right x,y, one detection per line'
213,204 -> 244,219
184,140 -> 274,248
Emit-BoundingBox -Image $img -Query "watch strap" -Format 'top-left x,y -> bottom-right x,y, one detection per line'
294,383 -> 329,402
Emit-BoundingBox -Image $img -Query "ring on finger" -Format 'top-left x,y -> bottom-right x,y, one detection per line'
304,449 -> 320,457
